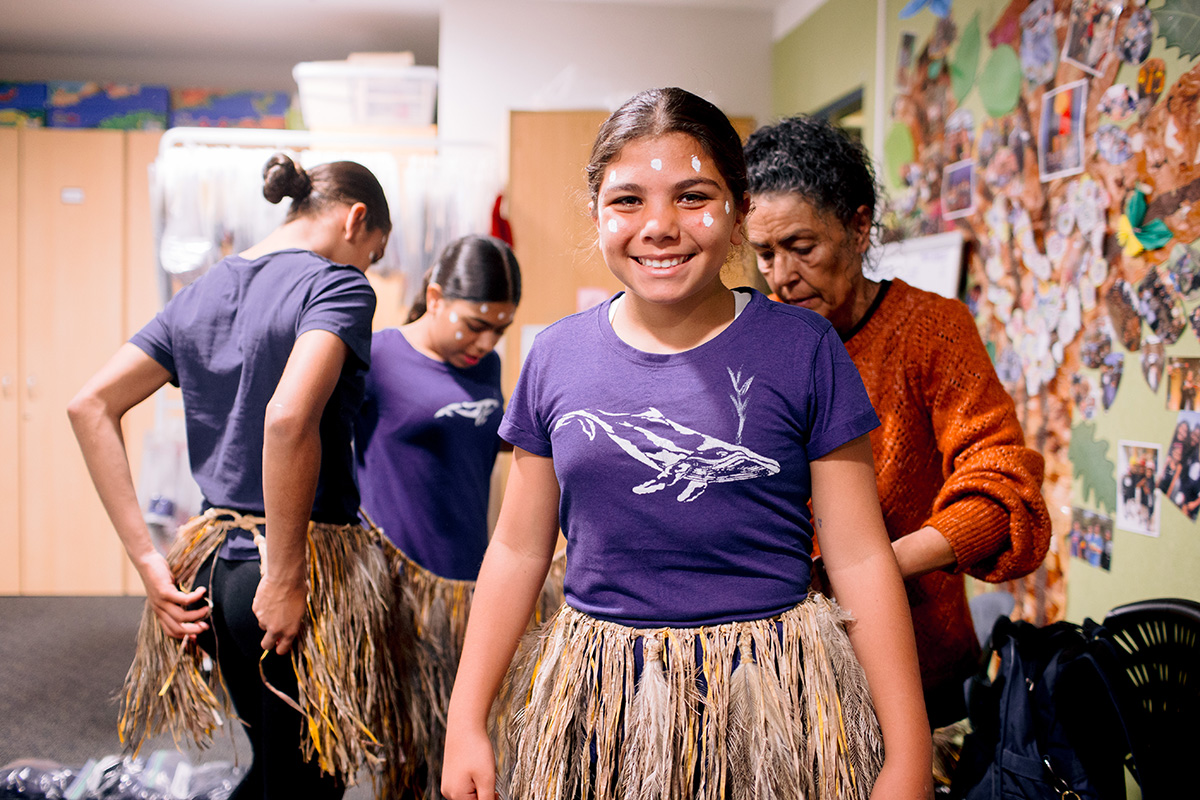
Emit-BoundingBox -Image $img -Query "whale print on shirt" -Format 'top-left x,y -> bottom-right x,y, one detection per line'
554,407 -> 780,502
434,398 -> 500,427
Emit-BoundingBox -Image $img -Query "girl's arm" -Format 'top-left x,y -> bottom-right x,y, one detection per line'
68,344 -> 209,638
811,435 -> 932,800
442,447 -> 561,800
254,329 -> 349,656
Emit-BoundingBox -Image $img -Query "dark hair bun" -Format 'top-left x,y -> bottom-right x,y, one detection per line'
262,153 -> 313,205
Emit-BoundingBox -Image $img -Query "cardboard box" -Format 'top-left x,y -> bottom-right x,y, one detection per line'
0,82 -> 47,127
47,82 -> 168,130
169,89 -> 291,128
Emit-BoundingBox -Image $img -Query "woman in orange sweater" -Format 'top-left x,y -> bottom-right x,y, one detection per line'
743,116 -> 1051,728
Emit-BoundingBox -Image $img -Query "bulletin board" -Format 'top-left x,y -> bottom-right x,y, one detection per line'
881,0 -> 1200,623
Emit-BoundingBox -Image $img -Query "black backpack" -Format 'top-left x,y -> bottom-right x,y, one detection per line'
950,616 -> 1135,800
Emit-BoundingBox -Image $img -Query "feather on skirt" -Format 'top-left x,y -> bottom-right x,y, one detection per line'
496,594 -> 883,800
118,509 -> 404,797
385,542 -> 568,800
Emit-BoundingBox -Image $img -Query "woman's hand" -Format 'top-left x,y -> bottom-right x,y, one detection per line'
441,721 -> 497,800
137,553 -> 209,640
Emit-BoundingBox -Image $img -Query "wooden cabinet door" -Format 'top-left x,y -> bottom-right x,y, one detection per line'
18,128 -> 128,594
0,129 -> 19,593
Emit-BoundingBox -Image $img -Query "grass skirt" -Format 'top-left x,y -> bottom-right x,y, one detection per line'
118,509 -> 403,797
385,542 -> 567,799
497,594 -> 883,800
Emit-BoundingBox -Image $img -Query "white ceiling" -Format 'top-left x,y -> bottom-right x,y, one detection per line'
0,0 -> 820,91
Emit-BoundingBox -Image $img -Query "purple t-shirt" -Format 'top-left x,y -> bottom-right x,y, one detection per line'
499,289 -> 878,627
130,249 -> 376,535
355,329 -> 503,580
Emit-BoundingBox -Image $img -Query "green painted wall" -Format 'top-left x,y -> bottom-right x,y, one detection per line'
773,0 -> 1200,627
772,0 -> 878,147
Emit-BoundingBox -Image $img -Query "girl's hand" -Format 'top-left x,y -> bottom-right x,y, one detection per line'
138,554 -> 209,640
252,573 -> 307,655
868,757 -> 933,800
441,722 -> 498,800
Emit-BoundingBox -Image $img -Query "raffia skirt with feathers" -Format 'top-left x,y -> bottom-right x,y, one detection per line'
496,594 -> 884,800
117,509 -> 404,797
385,542 -> 567,800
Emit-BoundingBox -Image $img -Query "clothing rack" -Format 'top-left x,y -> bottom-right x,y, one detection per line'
157,126 -> 490,158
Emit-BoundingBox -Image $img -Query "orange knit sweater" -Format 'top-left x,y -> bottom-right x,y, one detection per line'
833,280 -> 1050,691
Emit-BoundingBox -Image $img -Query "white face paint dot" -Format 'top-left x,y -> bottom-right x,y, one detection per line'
498,312 -> 508,320
609,170 -> 617,183
650,158 -> 662,171
607,218 -> 619,233
703,212 -> 714,227
691,155 -> 701,172
480,304 -> 489,313
725,201 -> 730,214
448,311 -> 459,323
455,331 -> 464,340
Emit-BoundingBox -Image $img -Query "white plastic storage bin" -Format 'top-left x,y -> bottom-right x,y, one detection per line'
293,61 -> 438,129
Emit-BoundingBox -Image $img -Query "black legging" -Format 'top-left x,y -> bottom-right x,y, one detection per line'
193,554 -> 345,800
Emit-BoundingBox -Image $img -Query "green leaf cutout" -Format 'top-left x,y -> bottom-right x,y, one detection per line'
1069,421 -> 1117,515
1138,218 -> 1175,250
1127,189 -> 1148,227
951,15 -> 982,104
1154,0 -> 1200,61
978,44 -> 1022,118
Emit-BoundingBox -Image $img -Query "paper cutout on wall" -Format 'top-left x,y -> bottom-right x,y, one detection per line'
1019,0 -> 1058,86
899,0 -> 952,20
1070,421 -> 1118,514
1097,124 -> 1133,164
1138,264 -> 1188,344
1069,507 -> 1113,570
1062,0 -> 1122,77
885,123 -> 917,186
1116,440 -> 1161,537
978,44 -> 1022,117
1160,410 -> 1200,520
1101,352 -> 1124,410
1142,335 -> 1165,392
1099,84 -> 1139,121
1081,315 -> 1116,369
1165,356 -> 1200,411
1107,279 -> 1143,352
1154,0 -> 1200,61
1138,58 -> 1167,111
950,15 -> 982,103
1118,7 -> 1153,64
1117,189 -> 1174,257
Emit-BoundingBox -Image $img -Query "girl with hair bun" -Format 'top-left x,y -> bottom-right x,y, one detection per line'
442,88 -> 930,800
71,153 -> 400,799
356,233 -> 533,799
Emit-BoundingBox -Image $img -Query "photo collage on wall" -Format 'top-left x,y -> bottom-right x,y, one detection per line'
884,0 -> 1200,622
1069,506 -> 1113,570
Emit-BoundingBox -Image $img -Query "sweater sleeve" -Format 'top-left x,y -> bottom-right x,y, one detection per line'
917,300 -> 1052,582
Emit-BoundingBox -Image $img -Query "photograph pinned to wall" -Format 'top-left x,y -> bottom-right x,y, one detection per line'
1165,244 -> 1200,299
1069,507 -> 1113,570
1116,439 -> 1160,537
1105,278 -> 1143,351
1165,356 -> 1200,412
1161,410 -> 1200,521
1039,80 -> 1088,181
1191,305 -> 1200,340
897,31 -> 918,91
1070,372 -> 1102,420
1138,58 -> 1166,113
1020,0 -> 1059,86
1099,84 -> 1140,121
1062,0 -> 1123,77
1118,6 -> 1153,65
1137,266 -> 1188,344
1101,352 -> 1124,410
1097,124 -> 1133,164
946,108 -> 975,161
1080,315 -> 1115,368
942,159 -> 976,220
1141,335 -> 1165,392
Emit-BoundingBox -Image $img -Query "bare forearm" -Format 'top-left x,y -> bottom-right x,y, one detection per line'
261,420 -> 320,582
69,397 -> 158,573
892,525 -> 956,579
448,539 -> 554,727
828,552 -> 931,775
